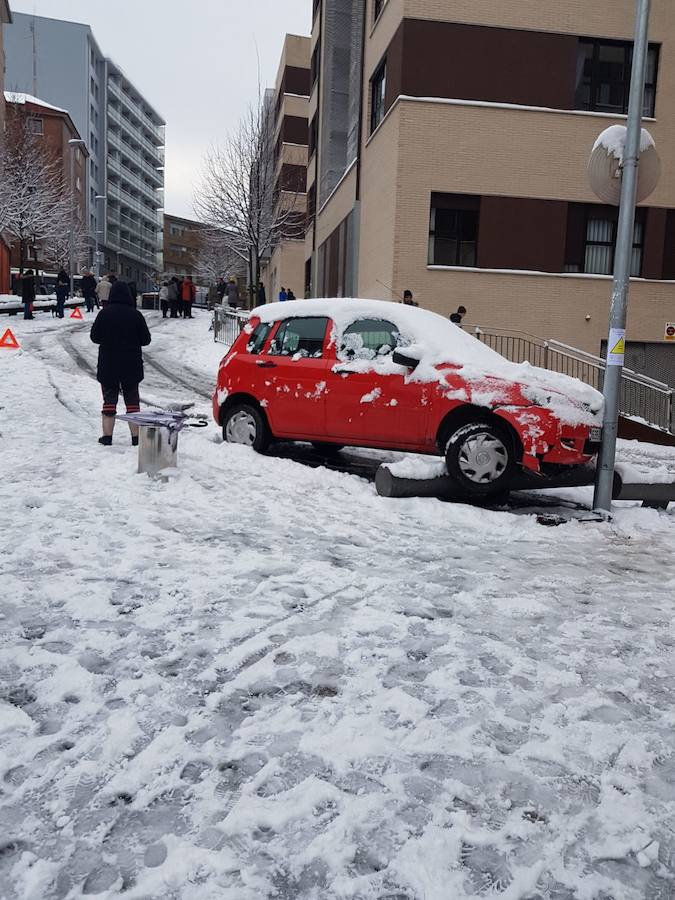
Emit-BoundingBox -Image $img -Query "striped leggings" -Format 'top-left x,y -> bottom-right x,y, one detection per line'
101,382 -> 140,417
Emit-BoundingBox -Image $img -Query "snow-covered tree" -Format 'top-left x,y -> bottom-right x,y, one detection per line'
0,105 -> 75,273
193,94 -> 304,307
193,226 -> 247,286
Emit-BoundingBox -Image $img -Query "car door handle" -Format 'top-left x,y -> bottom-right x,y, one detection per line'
333,367 -> 354,375
256,360 -> 277,368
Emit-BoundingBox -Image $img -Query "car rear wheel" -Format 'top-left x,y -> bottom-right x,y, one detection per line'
311,442 -> 345,455
222,402 -> 270,452
444,420 -> 514,496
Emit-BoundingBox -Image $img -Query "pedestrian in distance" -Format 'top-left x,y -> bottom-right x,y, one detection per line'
450,305 -> 467,326
168,277 -> 179,318
226,278 -> 239,309
81,269 -> 97,313
278,286 -> 288,302
402,289 -> 418,307
257,281 -> 266,306
128,281 -> 138,309
159,281 -> 170,318
90,280 -> 151,447
287,288 -> 296,302
96,275 -> 112,308
181,275 -> 196,318
21,269 -> 36,319
216,278 -> 227,304
55,268 -> 69,318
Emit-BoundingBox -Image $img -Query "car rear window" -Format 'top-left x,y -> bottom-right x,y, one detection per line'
268,317 -> 328,358
247,322 -> 272,354
339,318 -> 401,360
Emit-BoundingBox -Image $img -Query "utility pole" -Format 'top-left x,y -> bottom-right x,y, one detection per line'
593,0 -> 651,513
68,138 -> 86,299
94,195 -> 106,278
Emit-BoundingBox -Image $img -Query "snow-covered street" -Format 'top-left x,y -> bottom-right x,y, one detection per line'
1,309 -> 675,900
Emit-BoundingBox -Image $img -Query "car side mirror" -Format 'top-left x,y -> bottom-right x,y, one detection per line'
392,349 -> 420,370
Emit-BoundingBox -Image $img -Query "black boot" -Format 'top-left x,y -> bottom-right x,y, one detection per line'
98,435 -> 112,446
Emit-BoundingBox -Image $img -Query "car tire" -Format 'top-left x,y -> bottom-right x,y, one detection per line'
311,442 -> 345,455
222,402 -> 270,452
444,420 -> 515,496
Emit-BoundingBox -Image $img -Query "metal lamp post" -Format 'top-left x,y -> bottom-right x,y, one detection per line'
94,194 -> 107,279
592,0 -> 652,513
68,138 -> 87,299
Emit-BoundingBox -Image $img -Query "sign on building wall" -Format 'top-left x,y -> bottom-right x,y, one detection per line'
665,323 -> 675,342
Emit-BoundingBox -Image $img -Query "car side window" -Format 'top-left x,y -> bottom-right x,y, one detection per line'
268,317 -> 328,358
247,322 -> 272,354
339,318 -> 400,361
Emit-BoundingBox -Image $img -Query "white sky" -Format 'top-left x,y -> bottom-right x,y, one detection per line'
10,0 -> 312,219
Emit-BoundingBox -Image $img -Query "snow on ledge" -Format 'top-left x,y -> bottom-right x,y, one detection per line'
4,91 -> 67,113
426,265 -> 675,285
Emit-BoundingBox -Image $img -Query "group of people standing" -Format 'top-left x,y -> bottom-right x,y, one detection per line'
158,275 -> 196,319
18,267 -> 138,320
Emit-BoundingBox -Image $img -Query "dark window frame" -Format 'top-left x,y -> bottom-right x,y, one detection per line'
246,322 -> 273,355
428,196 -> 480,268
373,0 -> 386,23
339,317 -> 401,360
267,316 -> 329,358
582,210 -> 645,277
575,37 -> 659,117
370,60 -> 387,134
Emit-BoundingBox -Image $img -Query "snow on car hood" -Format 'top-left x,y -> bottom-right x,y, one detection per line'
255,298 -> 603,424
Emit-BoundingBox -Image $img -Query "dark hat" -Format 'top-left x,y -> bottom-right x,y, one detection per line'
108,281 -> 134,306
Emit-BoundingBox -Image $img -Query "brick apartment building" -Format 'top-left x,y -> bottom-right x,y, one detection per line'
163,214 -> 206,279
0,0 -> 12,292
306,1 -> 675,385
261,34 -> 310,302
4,92 -> 88,271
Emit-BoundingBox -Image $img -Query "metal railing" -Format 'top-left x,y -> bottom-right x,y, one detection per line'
475,326 -> 674,434
213,306 -> 249,346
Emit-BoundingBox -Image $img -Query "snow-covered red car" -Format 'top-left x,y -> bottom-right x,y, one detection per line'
213,298 -> 603,495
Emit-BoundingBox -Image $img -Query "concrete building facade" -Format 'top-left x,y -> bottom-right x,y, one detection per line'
261,34 -> 310,303
0,1 -> 12,293
4,11 -> 165,287
307,0 -> 675,385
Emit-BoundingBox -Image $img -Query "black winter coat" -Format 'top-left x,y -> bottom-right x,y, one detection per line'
21,275 -> 35,302
81,274 -> 97,296
90,283 -> 151,385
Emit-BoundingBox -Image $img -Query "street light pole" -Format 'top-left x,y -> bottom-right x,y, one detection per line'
68,138 -> 86,300
593,0 -> 651,513
94,194 -> 107,279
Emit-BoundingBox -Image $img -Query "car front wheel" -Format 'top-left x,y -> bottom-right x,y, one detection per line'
222,402 -> 270,452
444,420 -> 514,496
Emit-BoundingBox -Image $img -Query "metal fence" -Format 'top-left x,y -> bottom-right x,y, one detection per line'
475,327 -> 674,434
213,306 -> 249,346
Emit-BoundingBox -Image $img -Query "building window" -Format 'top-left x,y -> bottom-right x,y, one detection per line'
428,197 -> 479,267
370,61 -> 386,134
374,0 -> 385,22
575,39 -> 659,117
311,40 -> 321,87
583,216 -> 643,277
26,117 -> 43,135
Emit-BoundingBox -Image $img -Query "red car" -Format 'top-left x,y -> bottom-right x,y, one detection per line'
213,299 -> 603,496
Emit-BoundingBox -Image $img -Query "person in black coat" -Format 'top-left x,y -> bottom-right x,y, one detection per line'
81,270 -> 98,312
55,269 -> 69,318
21,270 -> 36,319
90,281 -> 151,446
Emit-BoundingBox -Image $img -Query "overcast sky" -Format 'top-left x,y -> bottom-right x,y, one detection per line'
10,0 -> 312,219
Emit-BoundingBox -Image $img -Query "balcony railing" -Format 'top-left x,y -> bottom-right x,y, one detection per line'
108,78 -> 164,142
107,102 -> 164,166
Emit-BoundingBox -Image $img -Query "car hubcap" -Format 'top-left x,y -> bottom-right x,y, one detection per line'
226,410 -> 257,445
458,432 -> 508,483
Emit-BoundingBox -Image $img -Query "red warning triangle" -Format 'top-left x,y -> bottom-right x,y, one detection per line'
70,306 -> 84,319
0,328 -> 20,349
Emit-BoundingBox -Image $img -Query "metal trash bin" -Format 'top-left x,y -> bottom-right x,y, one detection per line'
116,406 -> 207,476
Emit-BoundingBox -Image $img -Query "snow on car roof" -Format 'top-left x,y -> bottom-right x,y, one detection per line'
254,298 -> 603,417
